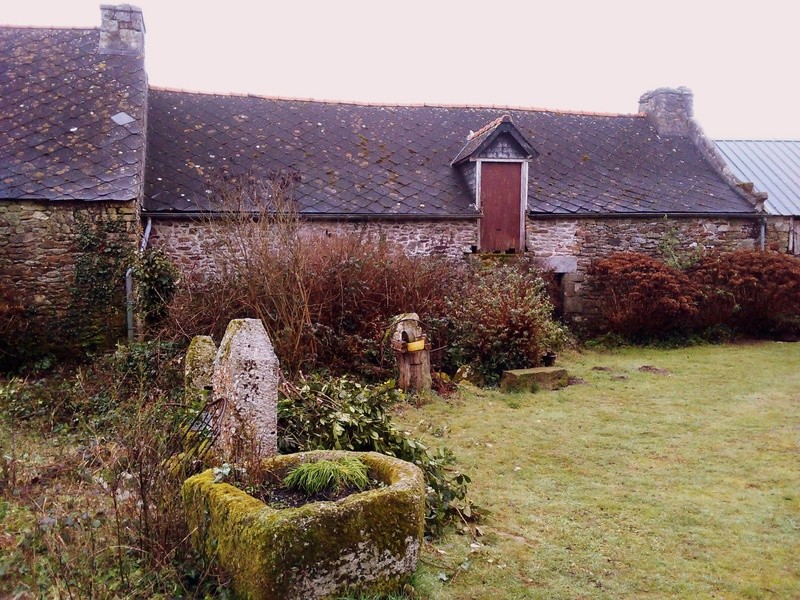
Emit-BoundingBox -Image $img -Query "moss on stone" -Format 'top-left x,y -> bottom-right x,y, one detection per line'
182,450 -> 425,600
184,335 -> 216,405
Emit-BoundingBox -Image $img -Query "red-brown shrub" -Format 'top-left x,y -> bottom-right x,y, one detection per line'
162,232 -> 463,378
158,175 -> 466,377
588,252 -> 703,339
688,250 -> 800,335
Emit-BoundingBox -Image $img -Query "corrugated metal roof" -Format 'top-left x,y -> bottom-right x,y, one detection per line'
714,140 -> 800,216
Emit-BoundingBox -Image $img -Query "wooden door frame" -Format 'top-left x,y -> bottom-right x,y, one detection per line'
475,158 -> 529,252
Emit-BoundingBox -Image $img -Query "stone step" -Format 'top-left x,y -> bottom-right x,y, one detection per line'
500,367 -> 568,392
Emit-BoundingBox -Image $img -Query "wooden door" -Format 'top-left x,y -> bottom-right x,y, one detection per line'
480,162 -> 522,252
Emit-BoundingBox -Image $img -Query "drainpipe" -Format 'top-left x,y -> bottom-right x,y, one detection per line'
759,217 -> 766,252
126,217 -> 153,342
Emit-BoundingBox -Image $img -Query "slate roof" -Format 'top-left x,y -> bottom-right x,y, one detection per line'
715,140 -> 800,216
145,90 -> 756,218
0,27 -> 147,201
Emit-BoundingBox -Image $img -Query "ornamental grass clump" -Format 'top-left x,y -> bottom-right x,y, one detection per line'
282,457 -> 370,497
278,375 -> 473,536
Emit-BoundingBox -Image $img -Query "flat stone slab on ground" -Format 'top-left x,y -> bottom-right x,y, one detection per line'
501,367 -> 569,392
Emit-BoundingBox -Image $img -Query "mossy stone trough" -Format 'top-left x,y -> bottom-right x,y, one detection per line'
182,450 -> 425,600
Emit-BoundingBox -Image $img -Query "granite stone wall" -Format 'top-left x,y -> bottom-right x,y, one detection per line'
148,213 -> 769,323
148,217 -> 478,275
0,199 -> 140,354
526,215 -> 760,320
765,216 -> 797,254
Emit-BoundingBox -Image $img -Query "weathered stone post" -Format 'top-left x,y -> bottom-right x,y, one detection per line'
390,313 -> 431,393
184,335 -> 217,406
212,319 -> 280,462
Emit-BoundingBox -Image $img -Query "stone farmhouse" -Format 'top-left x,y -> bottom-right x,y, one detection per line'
1,5 -> 788,350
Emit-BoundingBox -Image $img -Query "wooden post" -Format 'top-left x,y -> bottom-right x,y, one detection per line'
390,313 -> 432,393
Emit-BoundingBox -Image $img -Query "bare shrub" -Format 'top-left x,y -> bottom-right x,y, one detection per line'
161,174 -> 462,377
442,258 -> 571,384
0,342 -> 227,596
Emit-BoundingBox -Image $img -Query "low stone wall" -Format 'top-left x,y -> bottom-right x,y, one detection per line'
526,215 -> 760,320
0,199 -> 140,357
148,216 -> 478,275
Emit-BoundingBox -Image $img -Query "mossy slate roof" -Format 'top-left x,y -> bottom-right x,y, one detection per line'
0,24 -> 754,217
0,27 -> 146,201
145,89 -> 756,217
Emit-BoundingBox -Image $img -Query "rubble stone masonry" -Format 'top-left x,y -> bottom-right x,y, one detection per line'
150,213 -> 768,323
526,215 -> 760,320
0,199 -> 140,351
148,217 -> 478,275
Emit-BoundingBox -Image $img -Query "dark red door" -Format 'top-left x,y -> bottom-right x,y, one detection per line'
480,162 -> 522,252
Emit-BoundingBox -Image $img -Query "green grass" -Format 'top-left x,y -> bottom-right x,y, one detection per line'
2,342 -> 798,599
283,456 -> 370,496
398,342 -> 800,599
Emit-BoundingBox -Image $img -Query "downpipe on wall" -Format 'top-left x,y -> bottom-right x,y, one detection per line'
126,217 -> 153,343
760,217 -> 766,251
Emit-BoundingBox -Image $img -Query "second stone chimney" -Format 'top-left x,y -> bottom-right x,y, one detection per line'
99,4 -> 144,55
639,87 -> 694,137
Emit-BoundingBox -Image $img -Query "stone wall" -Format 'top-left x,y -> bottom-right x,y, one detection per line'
526,215 -> 760,319
148,217 -> 478,275
0,199 -> 140,357
765,216 -> 797,254
149,213 -> 772,323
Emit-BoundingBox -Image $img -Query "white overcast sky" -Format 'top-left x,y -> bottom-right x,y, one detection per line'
4,1 -> 799,139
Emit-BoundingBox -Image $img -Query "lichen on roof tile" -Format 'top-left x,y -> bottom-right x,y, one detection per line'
0,26 -> 147,202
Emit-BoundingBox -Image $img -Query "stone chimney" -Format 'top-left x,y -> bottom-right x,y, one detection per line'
638,87 -> 694,136
99,4 -> 144,55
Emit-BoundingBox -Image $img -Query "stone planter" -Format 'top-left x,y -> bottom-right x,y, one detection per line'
182,450 -> 425,600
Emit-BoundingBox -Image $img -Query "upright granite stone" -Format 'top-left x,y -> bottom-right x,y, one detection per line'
212,319 -> 279,461
184,335 -> 216,405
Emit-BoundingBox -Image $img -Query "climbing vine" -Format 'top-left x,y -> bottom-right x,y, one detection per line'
134,248 -> 180,325
67,210 -> 134,349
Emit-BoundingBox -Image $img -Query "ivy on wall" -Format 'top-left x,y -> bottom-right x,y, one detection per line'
66,210 -> 134,351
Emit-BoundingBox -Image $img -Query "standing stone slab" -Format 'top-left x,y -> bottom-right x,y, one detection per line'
212,319 -> 279,461
185,335 -> 217,405
501,367 -> 569,392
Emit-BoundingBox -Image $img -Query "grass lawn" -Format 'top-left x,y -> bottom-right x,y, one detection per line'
400,342 -> 800,599
2,342 -> 798,598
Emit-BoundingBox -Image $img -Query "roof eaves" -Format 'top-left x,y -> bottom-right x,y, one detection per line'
528,210 -> 762,219
144,209 -> 480,221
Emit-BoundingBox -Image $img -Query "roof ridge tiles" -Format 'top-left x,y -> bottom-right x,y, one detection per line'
147,85 -> 642,117
0,24 -> 96,32
467,115 -> 507,140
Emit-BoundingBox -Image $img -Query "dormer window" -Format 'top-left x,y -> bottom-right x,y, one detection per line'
452,115 -> 537,253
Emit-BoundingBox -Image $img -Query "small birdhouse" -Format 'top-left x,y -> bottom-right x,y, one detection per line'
389,313 -> 432,393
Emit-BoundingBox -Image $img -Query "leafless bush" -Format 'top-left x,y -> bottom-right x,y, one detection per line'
162,173 -> 463,377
